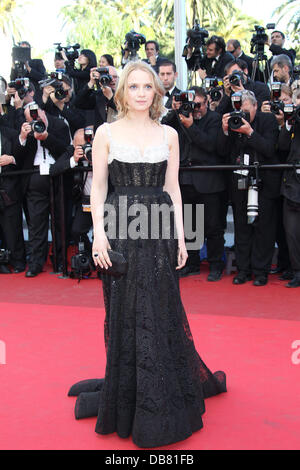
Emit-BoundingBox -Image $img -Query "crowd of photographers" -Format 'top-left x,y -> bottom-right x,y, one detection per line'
0,26 -> 300,288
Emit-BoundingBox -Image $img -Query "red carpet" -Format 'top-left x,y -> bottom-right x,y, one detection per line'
0,264 -> 300,450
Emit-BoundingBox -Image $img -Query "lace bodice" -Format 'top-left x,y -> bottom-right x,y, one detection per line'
104,122 -> 170,165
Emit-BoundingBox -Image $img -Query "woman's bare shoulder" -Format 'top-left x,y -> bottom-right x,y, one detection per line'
162,124 -> 178,143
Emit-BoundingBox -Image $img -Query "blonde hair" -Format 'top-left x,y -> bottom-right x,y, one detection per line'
114,61 -> 166,122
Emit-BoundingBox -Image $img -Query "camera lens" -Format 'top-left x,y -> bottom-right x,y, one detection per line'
228,115 -> 242,130
32,120 -> 46,133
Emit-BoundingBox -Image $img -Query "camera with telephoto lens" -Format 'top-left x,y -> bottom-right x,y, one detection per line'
11,44 -> 31,76
204,77 -> 223,102
124,30 -> 146,53
269,82 -> 284,114
93,68 -> 112,88
71,242 -> 93,279
228,70 -> 246,87
174,90 -> 196,118
228,92 -> 250,130
0,248 -> 10,264
247,176 -> 259,224
54,43 -> 80,63
28,103 -> 46,134
185,20 -> 208,49
182,20 -> 208,71
81,128 -> 94,164
250,23 -> 275,55
8,77 -> 30,99
39,72 -> 69,101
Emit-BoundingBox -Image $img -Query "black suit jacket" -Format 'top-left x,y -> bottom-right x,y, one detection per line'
215,78 -> 270,114
41,97 -> 85,138
187,51 -> 234,77
217,111 -> 281,199
10,59 -> 46,105
0,126 -> 25,203
142,56 -> 169,74
162,109 -> 226,193
164,86 -> 181,110
279,124 -> 300,203
74,85 -> 117,130
15,114 -> 70,193
239,52 -> 254,77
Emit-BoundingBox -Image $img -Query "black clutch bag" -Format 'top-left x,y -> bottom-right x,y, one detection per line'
96,250 -> 128,277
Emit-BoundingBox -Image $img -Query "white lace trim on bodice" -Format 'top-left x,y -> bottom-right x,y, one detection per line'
104,123 -> 170,164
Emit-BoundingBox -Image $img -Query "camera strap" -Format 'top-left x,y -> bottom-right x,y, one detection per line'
175,110 -> 193,164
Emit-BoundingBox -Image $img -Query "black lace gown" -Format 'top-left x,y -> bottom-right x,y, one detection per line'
68,124 -> 227,448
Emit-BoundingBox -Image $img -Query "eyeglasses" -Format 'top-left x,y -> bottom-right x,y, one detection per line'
194,102 -> 206,109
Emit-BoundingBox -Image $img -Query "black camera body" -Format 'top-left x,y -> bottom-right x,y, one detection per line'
125,31 -> 146,53
54,43 -> 80,62
228,70 -> 246,87
269,82 -> 283,115
270,100 -> 284,115
81,143 -> 92,163
8,77 -> 30,99
0,248 -> 10,264
94,68 -> 112,88
250,23 -> 275,55
28,103 -> 46,134
71,242 -> 93,278
11,45 -> 31,77
186,21 -> 208,49
228,110 -> 250,130
39,72 -> 68,101
81,128 -> 93,163
204,77 -> 223,102
174,90 -> 196,118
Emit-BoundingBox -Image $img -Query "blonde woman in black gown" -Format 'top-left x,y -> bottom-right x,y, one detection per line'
68,61 -> 227,448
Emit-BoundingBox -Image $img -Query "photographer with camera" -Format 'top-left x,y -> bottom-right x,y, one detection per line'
16,103 -> 70,277
50,128 -> 95,275
216,58 -> 270,115
142,40 -> 168,73
268,31 -> 296,66
40,73 -> 85,139
10,41 -> 46,105
217,90 -> 280,286
163,86 -> 226,281
0,124 -> 26,274
121,31 -> 146,67
226,39 -> 254,77
74,66 -> 119,129
277,88 -> 300,287
190,35 -> 234,79
60,47 -> 97,96
261,83 -> 293,279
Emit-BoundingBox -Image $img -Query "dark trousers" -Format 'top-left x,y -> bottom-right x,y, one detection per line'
180,185 -> 225,269
0,202 -> 26,269
25,172 -> 62,270
231,186 -> 277,275
71,203 -> 93,253
275,196 -> 290,269
283,197 -> 300,271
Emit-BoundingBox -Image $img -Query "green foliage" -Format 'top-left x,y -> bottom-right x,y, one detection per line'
273,1 -> 300,60
59,0 -> 297,66
0,0 -> 25,40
